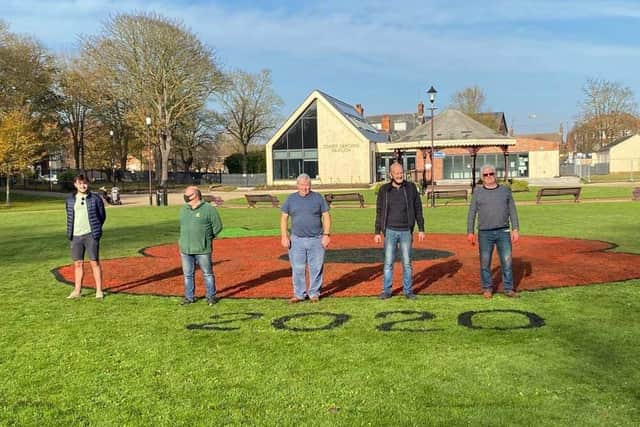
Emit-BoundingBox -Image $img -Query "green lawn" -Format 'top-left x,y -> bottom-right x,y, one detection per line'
1,191 -> 639,426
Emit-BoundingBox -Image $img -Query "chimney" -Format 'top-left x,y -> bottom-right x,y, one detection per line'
354,104 -> 364,117
417,102 -> 424,116
381,115 -> 391,132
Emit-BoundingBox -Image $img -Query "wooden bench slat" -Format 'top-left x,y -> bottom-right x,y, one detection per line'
424,187 -> 469,206
324,192 -> 365,208
536,187 -> 581,204
245,194 -> 279,207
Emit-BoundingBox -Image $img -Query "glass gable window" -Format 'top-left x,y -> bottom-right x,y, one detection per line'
273,102 -> 318,179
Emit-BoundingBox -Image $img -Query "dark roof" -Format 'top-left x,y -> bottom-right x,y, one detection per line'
317,90 -> 389,142
469,112 -> 508,135
398,109 -> 511,142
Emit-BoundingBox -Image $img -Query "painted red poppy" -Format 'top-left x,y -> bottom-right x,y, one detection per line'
53,234 -> 640,298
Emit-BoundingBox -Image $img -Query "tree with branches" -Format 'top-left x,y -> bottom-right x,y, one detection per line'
569,77 -> 639,152
80,13 -> 225,189
450,85 -> 486,114
216,69 -> 283,175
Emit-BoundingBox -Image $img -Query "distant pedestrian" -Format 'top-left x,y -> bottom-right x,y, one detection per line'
374,162 -> 425,299
65,174 -> 106,299
280,174 -> 331,303
179,186 -> 223,305
467,165 -> 520,299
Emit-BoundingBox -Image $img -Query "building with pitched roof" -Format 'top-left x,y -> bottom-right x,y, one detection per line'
265,90 -> 561,187
266,90 -> 388,185
594,134 -> 640,172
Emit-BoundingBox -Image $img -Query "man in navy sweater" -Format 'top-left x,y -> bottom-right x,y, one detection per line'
467,165 -> 520,299
65,174 -> 106,299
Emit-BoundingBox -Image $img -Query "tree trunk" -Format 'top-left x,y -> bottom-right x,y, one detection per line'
5,173 -> 11,206
242,143 -> 249,175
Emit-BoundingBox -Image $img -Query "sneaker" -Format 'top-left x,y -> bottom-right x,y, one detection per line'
405,292 -> 417,300
309,296 -> 320,303
289,297 -> 304,304
180,298 -> 195,305
482,290 -> 493,299
67,292 -> 81,299
206,296 -> 219,306
379,292 -> 392,300
504,290 -> 519,298
95,291 -> 104,299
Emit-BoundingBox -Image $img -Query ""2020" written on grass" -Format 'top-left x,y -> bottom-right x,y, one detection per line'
186,309 -> 545,332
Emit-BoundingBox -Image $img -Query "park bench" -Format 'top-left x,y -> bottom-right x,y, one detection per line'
536,187 -> 582,204
203,194 -> 224,207
424,186 -> 469,206
324,192 -> 365,208
245,194 -> 280,208
632,187 -> 640,201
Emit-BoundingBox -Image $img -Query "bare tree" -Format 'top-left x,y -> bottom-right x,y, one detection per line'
573,77 -> 639,150
56,58 -> 97,170
216,69 -> 283,175
80,13 -> 225,188
450,85 -> 486,114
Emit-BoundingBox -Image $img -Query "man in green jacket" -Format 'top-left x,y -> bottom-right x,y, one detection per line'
179,186 -> 223,305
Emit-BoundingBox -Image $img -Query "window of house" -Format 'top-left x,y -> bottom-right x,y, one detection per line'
393,121 -> 407,132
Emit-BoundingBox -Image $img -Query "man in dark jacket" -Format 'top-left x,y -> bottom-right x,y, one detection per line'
374,162 -> 425,299
65,174 -> 106,299
179,186 -> 223,305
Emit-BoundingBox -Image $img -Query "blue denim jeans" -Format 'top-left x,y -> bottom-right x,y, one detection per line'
382,229 -> 413,295
478,228 -> 514,292
289,235 -> 325,299
180,252 -> 216,301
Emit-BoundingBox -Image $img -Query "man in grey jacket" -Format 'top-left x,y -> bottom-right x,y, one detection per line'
467,165 -> 520,299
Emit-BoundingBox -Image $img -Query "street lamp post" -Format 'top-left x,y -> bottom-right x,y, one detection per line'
109,130 -> 115,185
427,86 -> 437,208
145,117 -> 152,206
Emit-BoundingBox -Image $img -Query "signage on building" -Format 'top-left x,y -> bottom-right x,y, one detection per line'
434,151 -> 446,159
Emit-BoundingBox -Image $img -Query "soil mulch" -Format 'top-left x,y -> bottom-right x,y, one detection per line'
52,234 -> 640,298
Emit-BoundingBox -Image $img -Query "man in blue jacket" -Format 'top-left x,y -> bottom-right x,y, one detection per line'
65,174 -> 106,299
179,186 -> 223,305
374,162 -> 425,299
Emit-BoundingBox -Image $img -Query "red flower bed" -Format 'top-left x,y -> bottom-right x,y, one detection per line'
53,234 -> 640,298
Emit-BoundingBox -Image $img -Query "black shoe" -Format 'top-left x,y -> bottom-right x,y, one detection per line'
379,292 -> 392,300
206,296 -> 219,306
180,298 -> 195,305
405,292 -> 417,300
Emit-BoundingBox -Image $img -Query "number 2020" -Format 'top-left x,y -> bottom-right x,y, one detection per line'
186,309 -> 545,332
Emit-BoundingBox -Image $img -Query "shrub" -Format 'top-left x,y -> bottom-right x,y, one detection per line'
507,179 -> 529,192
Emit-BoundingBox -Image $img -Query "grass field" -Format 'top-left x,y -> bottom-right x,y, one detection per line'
1,190 -> 639,426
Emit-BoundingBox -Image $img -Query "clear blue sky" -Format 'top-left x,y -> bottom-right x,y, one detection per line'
3,0 -> 640,134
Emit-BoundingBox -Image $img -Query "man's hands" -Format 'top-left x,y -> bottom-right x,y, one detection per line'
374,232 -> 425,243
281,235 -> 290,249
467,233 -> 476,245
511,229 -> 520,243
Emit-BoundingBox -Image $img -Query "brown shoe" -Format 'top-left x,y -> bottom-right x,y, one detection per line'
310,296 -> 320,303
504,291 -> 519,298
289,297 -> 304,304
482,290 -> 493,299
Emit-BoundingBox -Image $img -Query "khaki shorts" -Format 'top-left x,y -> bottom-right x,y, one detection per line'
71,233 -> 100,261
